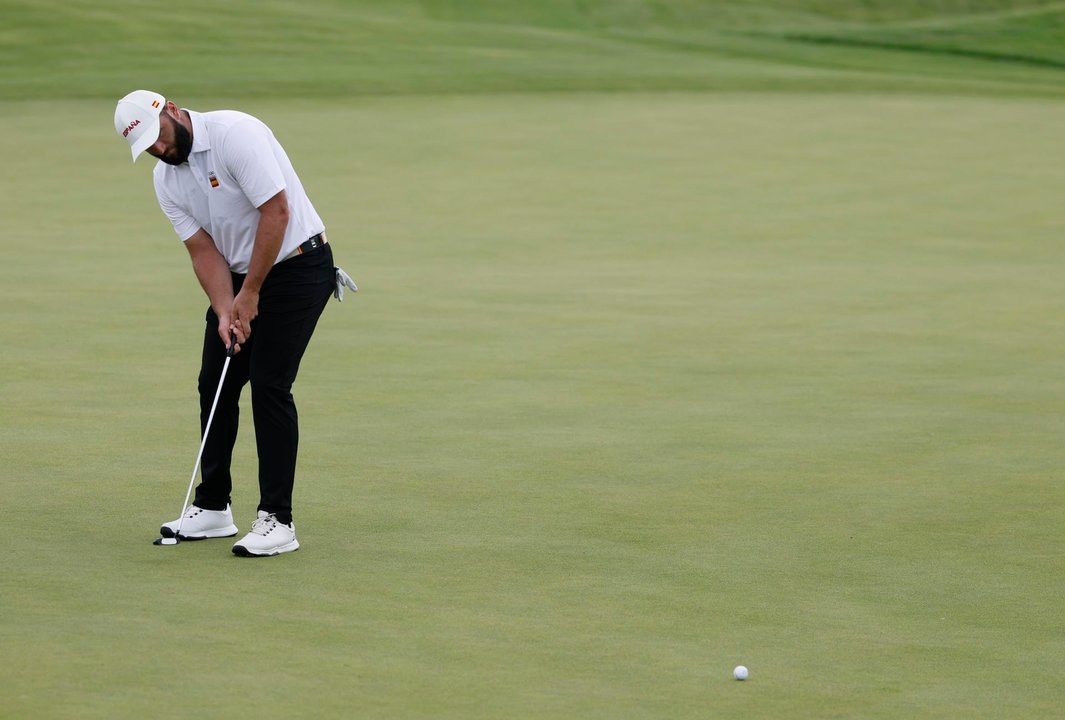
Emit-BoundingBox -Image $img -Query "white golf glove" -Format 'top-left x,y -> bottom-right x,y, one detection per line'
335,267 -> 358,302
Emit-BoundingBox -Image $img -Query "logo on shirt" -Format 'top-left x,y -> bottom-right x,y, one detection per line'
208,171 -> 220,188
122,119 -> 141,137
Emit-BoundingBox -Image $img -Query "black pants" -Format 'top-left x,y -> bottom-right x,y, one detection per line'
194,244 -> 334,524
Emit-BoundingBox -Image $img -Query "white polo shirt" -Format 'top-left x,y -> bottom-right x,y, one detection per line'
153,109 -> 325,274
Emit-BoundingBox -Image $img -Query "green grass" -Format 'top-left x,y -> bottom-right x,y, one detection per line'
2,0 -> 1065,98
2,1 -> 1065,718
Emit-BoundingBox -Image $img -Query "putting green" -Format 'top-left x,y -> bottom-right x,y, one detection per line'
3,90 -> 1063,718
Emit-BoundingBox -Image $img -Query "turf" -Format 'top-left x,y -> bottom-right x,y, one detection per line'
2,1 -> 1064,718
2,0 -> 1065,98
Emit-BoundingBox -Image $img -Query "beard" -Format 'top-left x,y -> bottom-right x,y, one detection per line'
159,113 -> 193,166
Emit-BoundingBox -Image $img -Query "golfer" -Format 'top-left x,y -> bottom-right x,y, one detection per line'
114,90 -> 355,556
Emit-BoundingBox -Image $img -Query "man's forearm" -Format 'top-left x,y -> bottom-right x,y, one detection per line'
184,229 -> 234,316
192,248 -> 236,317
228,190 -> 289,343
242,191 -> 290,293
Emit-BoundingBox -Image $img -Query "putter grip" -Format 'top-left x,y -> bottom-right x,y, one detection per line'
227,332 -> 237,357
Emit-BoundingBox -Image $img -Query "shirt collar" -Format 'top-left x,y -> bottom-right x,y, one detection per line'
187,110 -> 211,154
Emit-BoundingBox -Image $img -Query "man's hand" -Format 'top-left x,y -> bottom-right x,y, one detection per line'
230,288 -> 259,346
216,314 -> 240,354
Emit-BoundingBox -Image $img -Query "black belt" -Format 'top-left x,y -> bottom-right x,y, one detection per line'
283,233 -> 327,260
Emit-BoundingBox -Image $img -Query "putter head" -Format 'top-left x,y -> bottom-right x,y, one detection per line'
153,536 -> 180,546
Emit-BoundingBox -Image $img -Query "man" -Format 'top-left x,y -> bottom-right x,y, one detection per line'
114,90 -> 355,557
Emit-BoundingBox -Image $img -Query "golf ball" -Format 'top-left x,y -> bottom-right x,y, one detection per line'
733,665 -> 749,681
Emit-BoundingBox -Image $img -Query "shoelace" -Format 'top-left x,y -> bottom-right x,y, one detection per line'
251,515 -> 278,535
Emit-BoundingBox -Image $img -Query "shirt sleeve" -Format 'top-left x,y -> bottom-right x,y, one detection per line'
219,119 -> 287,208
153,166 -> 201,241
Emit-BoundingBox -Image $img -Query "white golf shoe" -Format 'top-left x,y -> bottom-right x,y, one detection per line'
232,511 -> 299,557
160,504 -> 239,540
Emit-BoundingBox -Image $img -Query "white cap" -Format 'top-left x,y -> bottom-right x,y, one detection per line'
114,90 -> 165,162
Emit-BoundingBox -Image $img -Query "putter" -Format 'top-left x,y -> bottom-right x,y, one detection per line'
154,334 -> 237,546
